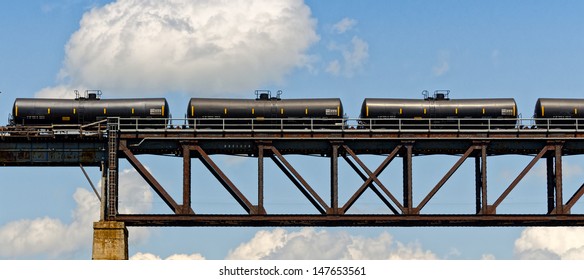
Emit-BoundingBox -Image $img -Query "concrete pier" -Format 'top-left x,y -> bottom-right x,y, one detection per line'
92,221 -> 128,260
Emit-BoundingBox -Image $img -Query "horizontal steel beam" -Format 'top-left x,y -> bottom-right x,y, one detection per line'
114,214 -> 584,227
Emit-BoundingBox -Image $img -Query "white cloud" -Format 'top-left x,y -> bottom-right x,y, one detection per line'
515,227 -> 584,259
332,18 -> 357,34
0,188 -> 98,258
327,36 -> 369,77
433,51 -> 450,77
38,0 -> 319,98
325,60 -> 341,75
226,228 -> 437,260
130,252 -> 205,260
0,168 -> 154,259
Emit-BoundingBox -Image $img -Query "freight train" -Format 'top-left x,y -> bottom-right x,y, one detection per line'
6,89 -> 584,130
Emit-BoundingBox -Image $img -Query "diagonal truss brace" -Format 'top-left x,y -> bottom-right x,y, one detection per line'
269,146 -> 329,214
414,145 -> 478,214
119,141 -> 181,214
193,145 -> 255,214
341,145 -> 403,214
566,182 -> 584,214
488,145 -> 551,214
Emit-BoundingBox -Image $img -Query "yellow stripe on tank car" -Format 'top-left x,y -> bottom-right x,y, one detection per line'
191,106 -> 194,117
400,108 -> 403,115
104,108 -> 107,115
252,108 -> 255,115
224,108 -> 227,115
423,108 -> 427,115
162,105 -> 165,116
455,108 -> 458,115
131,108 -> 135,115
541,106 -> 545,117
48,108 -> 51,114
73,108 -> 76,115
513,105 -> 516,117
337,106 -> 340,117
15,106 -> 18,117
305,108 -> 308,115
281,108 -> 284,115
366,106 -> 369,117
575,108 -> 578,115
482,108 -> 485,115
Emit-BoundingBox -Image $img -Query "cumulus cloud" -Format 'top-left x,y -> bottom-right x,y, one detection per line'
38,0 -> 319,98
332,18 -> 357,34
326,36 -> 369,77
0,168 -> 153,259
0,188 -> 98,258
515,227 -> 584,259
433,51 -> 450,77
131,252 -> 205,260
226,228 -> 436,260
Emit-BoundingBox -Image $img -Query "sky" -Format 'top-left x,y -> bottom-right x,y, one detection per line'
1,0 -> 584,260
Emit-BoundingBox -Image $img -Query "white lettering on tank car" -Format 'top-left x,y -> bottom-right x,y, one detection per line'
150,108 -> 163,115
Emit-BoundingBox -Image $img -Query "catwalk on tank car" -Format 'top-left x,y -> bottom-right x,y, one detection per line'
11,90 -> 169,128
186,90 -> 344,129
359,90 -> 518,129
534,98 -> 584,129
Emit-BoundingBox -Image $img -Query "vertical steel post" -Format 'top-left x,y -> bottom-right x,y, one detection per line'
555,144 -> 563,214
475,144 -> 487,214
475,156 -> 481,214
100,161 -> 107,221
481,145 -> 487,214
402,143 -> 413,214
182,144 -> 192,214
258,143 -> 264,214
547,156 -> 555,214
330,143 -> 339,214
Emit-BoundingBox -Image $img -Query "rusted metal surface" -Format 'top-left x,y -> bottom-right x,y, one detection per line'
3,121 -> 584,227
193,145 -> 255,214
113,214 -> 584,227
341,145 -> 403,214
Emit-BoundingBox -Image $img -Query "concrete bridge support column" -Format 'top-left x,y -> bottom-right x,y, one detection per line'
92,221 -> 128,260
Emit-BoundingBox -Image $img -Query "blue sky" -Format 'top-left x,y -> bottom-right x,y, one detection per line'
1,0 -> 584,260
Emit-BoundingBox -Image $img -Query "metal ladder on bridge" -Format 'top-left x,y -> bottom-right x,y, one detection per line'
107,120 -> 119,218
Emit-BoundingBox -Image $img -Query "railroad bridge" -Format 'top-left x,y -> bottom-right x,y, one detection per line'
2,118 -> 584,259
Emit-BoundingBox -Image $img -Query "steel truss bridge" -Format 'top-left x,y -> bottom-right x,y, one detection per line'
2,117 -> 584,227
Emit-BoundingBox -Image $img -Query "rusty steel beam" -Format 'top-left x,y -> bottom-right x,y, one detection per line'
114,214 -> 584,227
415,145 -> 477,213
269,146 -> 329,214
330,142 -> 339,214
341,153 -> 399,214
489,145 -> 551,214
402,143 -> 414,214
554,144 -> 564,214
475,144 -> 487,214
547,156 -> 555,214
566,182 -> 584,213
341,145 -> 403,214
257,143 -> 266,215
181,143 -> 194,214
119,142 -> 181,213
193,145 -> 255,214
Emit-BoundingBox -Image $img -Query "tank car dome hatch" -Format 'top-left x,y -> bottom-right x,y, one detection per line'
254,89 -> 283,101
75,89 -> 102,100
422,90 -> 450,101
